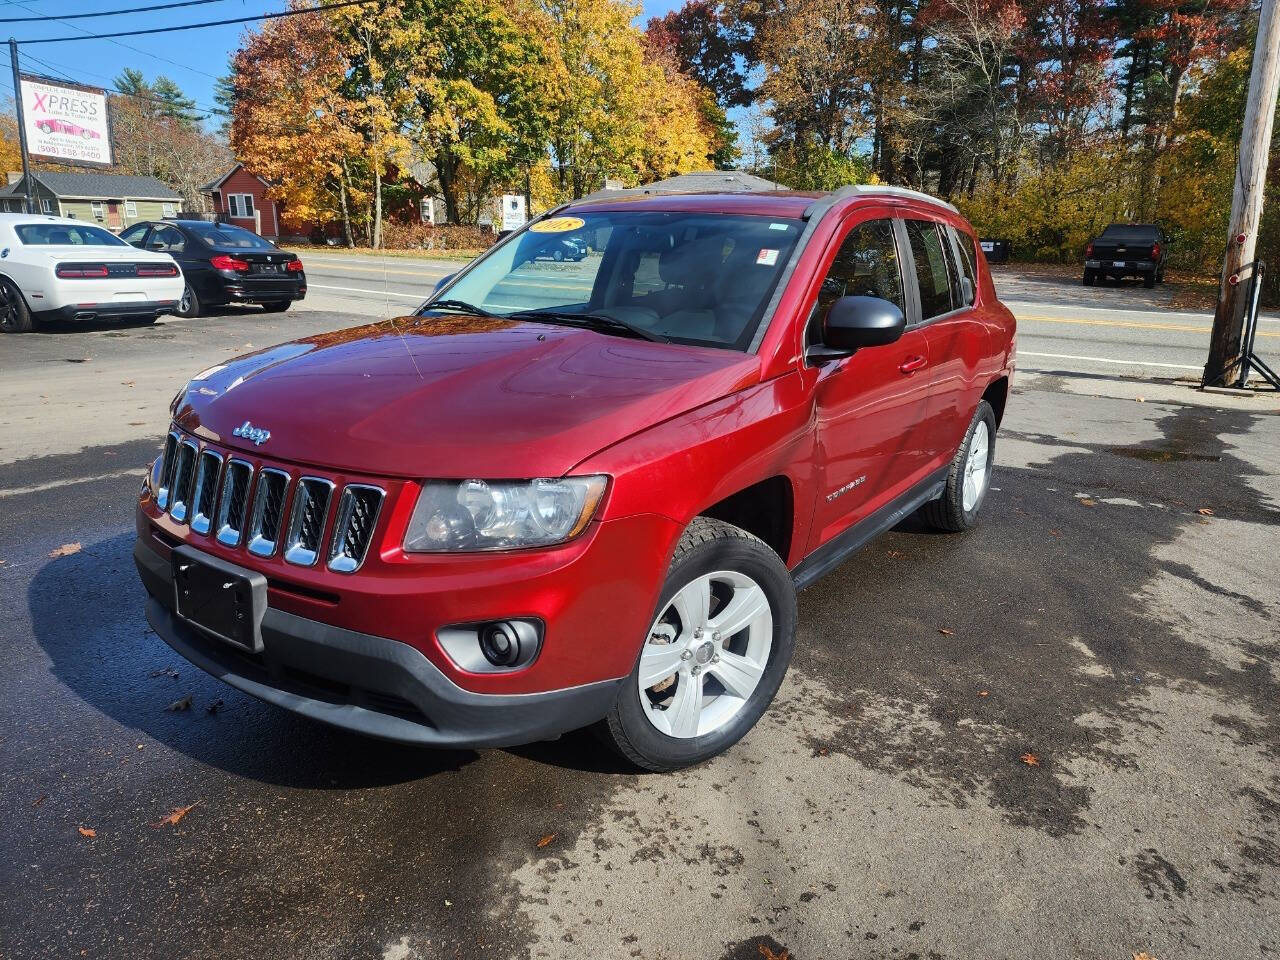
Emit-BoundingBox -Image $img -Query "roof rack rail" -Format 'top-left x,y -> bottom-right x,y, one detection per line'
802,184 -> 959,219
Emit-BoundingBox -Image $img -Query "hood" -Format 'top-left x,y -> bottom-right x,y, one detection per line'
174,315 -> 759,478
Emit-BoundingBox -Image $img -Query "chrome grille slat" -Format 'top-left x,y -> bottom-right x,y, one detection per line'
248,468 -> 290,557
189,450 -> 222,535
215,459 -> 253,547
167,439 -> 199,523
328,484 -> 384,573
284,477 -> 334,567
156,431 -> 179,511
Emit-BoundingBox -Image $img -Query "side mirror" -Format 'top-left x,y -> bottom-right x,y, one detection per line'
433,273 -> 456,294
809,295 -> 906,363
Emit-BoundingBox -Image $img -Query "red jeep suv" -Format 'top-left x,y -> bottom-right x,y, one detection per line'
135,185 -> 1016,770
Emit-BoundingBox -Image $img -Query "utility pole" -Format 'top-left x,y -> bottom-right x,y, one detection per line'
8,38 -> 34,215
1203,0 -> 1280,387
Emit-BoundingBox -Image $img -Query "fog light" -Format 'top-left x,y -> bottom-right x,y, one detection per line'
480,622 -> 521,666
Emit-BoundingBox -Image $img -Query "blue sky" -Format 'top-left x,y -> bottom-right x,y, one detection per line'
1,0 -> 686,127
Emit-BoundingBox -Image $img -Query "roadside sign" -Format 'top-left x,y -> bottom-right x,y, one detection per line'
19,75 -> 112,168
501,194 -> 527,232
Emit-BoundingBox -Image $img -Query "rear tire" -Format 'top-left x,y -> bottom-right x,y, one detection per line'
1143,270 -> 1156,289
601,517 -> 797,772
1082,270 -> 1096,287
0,278 -> 33,333
918,399 -> 996,533
261,300 -> 292,313
175,283 -> 201,319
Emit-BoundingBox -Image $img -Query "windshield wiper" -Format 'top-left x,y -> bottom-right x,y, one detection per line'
507,309 -> 670,344
424,298 -> 497,318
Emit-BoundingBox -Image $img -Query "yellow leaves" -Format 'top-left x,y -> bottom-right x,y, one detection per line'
78,826 -> 96,838
1020,753 -> 1040,767
151,801 -> 200,829
536,833 -> 556,848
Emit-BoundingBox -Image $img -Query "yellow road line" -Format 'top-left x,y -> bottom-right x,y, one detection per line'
1017,313 -> 1278,338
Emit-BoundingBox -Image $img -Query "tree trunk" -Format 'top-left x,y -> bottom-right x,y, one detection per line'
436,151 -> 462,224
339,161 -> 354,248
372,165 -> 382,249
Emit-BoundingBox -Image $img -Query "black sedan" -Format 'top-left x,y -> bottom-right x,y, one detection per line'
119,219 -> 306,317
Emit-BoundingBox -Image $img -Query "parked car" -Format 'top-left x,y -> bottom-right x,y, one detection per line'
1083,223 -> 1168,288
120,219 -> 305,317
135,185 -> 1015,771
0,214 -> 183,333
533,235 -> 588,262
36,118 -> 101,139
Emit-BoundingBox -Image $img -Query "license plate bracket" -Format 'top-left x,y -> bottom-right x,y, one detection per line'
172,546 -> 267,652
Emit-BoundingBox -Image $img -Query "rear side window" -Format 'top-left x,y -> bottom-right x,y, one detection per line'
15,223 -> 126,246
947,224 -> 978,307
904,219 -> 954,320
149,225 -> 186,254
816,218 -> 904,320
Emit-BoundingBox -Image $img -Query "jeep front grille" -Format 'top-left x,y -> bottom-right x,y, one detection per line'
328,484 -> 384,573
155,429 -> 385,573
215,459 -> 253,547
167,439 -> 198,522
247,468 -> 290,557
156,432 -> 179,510
283,477 -> 334,567
189,450 -> 222,535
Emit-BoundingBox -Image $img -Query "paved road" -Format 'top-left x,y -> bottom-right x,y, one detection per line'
291,252 -> 1280,382
1,300 -> 1278,958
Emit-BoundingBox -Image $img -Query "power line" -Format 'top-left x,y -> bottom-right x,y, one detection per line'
1,0 -> 229,23
18,51 -> 219,119
4,0 -> 221,80
19,0 -> 381,44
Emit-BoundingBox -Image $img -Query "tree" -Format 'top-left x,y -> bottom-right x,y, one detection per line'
646,0 -> 751,108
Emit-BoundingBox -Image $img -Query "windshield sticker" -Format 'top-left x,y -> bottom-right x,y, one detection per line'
530,216 -> 586,233
769,222 -> 791,231
756,248 -> 779,266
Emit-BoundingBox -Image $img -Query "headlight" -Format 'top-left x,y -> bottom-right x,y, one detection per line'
404,476 -> 608,552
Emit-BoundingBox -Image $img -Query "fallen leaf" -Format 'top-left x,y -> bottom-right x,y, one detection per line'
536,833 -> 556,848
166,695 -> 192,712
1135,396 -> 1145,403
149,667 -> 179,679
1079,498 -> 1097,507
938,628 -> 955,636
48,542 -> 82,558
978,691 -> 989,697
1196,507 -> 1214,516
444,899 -> 452,907
1133,952 -> 1158,960
1020,752 -> 1040,766
151,801 -> 200,828
77,826 -> 96,838
1047,529 -> 1061,537
759,948 -> 791,960
206,698 -> 224,715
33,794 -> 47,806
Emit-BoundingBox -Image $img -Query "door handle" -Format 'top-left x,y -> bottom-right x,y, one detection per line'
899,355 -> 927,374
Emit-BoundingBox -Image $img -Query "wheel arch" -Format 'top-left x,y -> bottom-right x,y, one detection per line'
696,474 -> 795,565
981,375 -> 1009,428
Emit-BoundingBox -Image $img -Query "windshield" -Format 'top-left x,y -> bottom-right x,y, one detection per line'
15,223 -> 126,246
188,222 -> 274,249
426,210 -> 804,350
1100,224 -> 1159,242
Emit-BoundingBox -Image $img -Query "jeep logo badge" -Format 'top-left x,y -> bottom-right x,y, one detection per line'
232,420 -> 271,446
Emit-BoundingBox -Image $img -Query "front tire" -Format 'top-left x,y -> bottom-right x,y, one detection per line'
602,517 -> 797,771
918,399 -> 996,532
0,278 -> 33,333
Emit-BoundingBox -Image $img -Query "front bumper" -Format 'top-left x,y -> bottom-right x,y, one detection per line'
135,537 -> 623,747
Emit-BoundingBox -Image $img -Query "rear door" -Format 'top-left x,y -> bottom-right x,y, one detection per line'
912,219 -> 988,463
806,214 -> 934,551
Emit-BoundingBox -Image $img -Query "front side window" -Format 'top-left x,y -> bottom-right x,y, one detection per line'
428,210 -> 804,351
16,223 -> 127,246
815,218 -> 904,323
904,219 -> 954,320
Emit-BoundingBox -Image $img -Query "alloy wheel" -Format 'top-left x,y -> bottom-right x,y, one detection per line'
179,285 -> 193,314
963,419 -> 990,512
0,285 -> 19,332
637,570 -> 773,739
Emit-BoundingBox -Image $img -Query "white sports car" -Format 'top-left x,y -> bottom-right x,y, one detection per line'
0,213 -> 185,333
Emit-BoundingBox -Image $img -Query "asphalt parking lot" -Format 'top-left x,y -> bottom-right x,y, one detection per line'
1,280 -> 1278,959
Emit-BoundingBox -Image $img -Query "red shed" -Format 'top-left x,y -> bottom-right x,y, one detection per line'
200,164 -> 282,239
